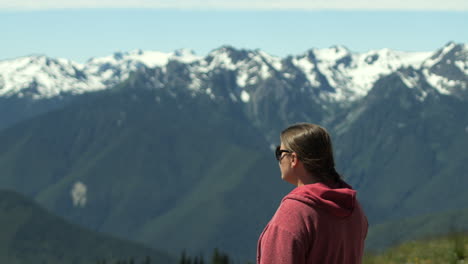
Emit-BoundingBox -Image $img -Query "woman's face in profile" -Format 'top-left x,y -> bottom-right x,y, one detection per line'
279,143 -> 295,184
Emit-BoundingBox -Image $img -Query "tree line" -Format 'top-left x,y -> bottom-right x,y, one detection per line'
95,248 -> 254,264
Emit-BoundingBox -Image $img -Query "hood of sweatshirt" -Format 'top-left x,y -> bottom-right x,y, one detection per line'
282,180 -> 356,218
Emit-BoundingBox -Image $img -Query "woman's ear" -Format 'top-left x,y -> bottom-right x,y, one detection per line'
290,153 -> 298,168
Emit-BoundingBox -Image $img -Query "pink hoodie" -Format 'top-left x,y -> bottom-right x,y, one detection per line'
257,180 -> 368,264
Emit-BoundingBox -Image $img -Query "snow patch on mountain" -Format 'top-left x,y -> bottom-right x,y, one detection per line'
237,70 -> 249,87
423,68 -> 461,95
0,55 -> 105,98
188,72 -> 203,91
85,49 -> 201,86
240,90 -> 250,103
301,47 -> 432,101
197,48 -> 279,88
349,49 -> 430,94
173,49 -> 201,64
257,51 -> 282,72
315,45 -> 350,62
398,72 -> 419,89
205,87 -> 215,99
292,56 -> 321,87
251,52 -> 277,83
454,60 -> 467,75
416,43 -> 468,96
396,51 -> 435,68
314,46 -> 350,89
88,50 -> 169,69
423,42 -> 457,68
397,71 -> 428,102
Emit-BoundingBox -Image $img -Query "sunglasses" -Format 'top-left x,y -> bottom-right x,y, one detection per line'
275,145 -> 293,161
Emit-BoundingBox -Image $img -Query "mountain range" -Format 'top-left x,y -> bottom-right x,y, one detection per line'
2,42 -> 466,137
0,42 -> 466,261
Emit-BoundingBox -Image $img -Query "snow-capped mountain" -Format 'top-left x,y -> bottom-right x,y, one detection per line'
84,48 -> 200,88
185,46 -> 283,103
292,46 -> 433,101
1,42 -> 465,103
422,42 -> 468,97
0,49 -> 200,99
0,55 -> 102,99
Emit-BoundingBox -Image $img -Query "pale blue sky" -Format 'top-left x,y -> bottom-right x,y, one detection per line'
1,9 -> 467,62
2,0 -> 467,10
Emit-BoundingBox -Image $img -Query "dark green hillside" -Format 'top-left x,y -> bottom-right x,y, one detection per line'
333,70 -> 468,224
0,189 -> 175,264
366,207 -> 468,252
0,95 -> 74,132
0,72 -> 291,261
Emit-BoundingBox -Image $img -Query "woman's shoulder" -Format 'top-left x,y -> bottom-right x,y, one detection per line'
275,198 -> 317,217
270,199 -> 318,234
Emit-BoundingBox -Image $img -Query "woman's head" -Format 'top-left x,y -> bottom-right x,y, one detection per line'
279,123 -> 341,184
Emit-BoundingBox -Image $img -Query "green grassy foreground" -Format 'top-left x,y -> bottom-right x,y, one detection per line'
363,233 -> 468,264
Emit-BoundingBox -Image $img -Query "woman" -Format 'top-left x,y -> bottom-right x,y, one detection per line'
257,123 -> 368,264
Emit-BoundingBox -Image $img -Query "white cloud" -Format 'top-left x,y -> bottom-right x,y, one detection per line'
1,0 -> 467,10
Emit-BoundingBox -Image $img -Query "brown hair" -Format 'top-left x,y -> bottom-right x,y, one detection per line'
280,123 -> 341,183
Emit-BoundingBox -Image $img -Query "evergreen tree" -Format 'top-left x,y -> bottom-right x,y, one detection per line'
223,252 -> 230,264
179,250 -> 193,264
179,250 -> 187,264
97,259 -> 107,264
143,256 -> 151,264
211,248 -> 230,264
212,248 -> 220,264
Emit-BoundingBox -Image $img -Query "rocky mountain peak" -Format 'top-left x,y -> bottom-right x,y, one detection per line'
0,43 -> 465,102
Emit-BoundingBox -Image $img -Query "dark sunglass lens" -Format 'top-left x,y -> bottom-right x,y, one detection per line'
275,146 -> 281,160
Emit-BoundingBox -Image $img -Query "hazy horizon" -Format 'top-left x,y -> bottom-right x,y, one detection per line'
1,9 -> 467,63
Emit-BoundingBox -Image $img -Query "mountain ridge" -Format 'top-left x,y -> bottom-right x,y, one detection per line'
3,43 -> 464,102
